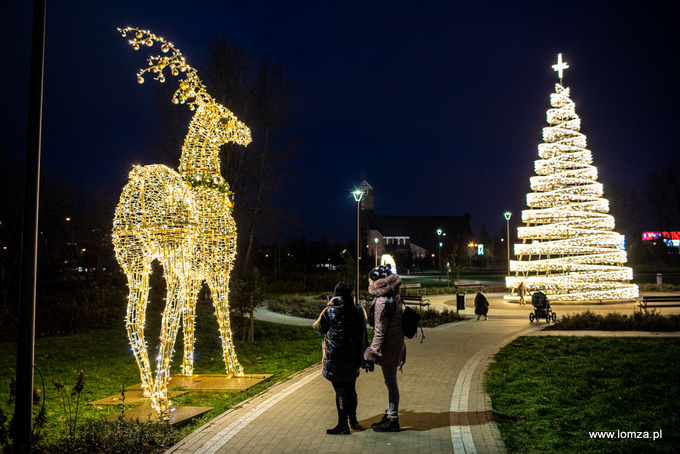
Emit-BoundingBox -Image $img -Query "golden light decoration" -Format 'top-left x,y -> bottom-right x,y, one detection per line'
505,54 -> 638,303
112,27 -> 251,413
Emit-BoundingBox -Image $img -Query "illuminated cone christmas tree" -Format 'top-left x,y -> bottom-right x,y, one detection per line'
505,54 -> 639,302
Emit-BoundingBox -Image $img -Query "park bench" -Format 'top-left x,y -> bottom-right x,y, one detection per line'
638,295 -> 680,309
402,283 -> 421,289
363,294 -> 430,308
454,280 -> 483,292
401,295 -> 430,307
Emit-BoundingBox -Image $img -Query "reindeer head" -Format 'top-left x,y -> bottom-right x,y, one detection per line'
119,27 -> 252,147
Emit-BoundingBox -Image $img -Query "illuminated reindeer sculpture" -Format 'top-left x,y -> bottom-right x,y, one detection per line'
112,28 -> 251,412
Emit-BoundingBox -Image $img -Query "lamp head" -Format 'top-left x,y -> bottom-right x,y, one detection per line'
504,212 -> 512,221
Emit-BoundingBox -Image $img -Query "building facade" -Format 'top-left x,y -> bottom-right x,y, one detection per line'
358,181 -> 473,271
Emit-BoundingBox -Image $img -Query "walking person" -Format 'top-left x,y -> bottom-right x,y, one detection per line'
313,281 -> 367,435
474,291 -> 489,320
364,264 -> 406,432
517,281 -> 527,305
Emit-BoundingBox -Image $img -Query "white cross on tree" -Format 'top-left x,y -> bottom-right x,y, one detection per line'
552,53 -> 569,82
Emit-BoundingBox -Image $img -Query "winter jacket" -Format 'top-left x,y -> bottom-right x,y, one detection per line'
313,296 -> 366,382
517,282 -> 527,297
364,274 -> 407,367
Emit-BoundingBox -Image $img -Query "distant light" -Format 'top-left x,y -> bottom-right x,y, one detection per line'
380,254 -> 397,274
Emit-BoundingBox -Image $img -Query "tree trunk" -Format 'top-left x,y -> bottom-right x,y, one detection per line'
248,295 -> 255,342
242,130 -> 269,273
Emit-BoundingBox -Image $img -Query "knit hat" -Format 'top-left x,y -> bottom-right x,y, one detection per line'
368,264 -> 393,282
333,281 -> 354,298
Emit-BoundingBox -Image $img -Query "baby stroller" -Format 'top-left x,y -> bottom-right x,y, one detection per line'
529,291 -> 556,323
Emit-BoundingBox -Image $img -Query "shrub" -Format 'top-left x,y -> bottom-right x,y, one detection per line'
546,307 -> 680,331
417,307 -> 466,327
33,284 -> 126,339
269,294 -> 469,327
265,280 -> 308,294
402,284 -> 507,297
267,294 -> 327,319
637,283 -> 680,292
34,418 -> 179,454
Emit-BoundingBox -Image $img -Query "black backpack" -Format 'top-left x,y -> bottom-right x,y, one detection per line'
402,304 -> 424,342
368,297 -> 425,343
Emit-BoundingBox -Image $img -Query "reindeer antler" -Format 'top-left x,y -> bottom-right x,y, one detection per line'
119,27 -> 212,110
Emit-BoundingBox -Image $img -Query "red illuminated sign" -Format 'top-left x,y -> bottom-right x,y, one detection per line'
642,231 -> 680,241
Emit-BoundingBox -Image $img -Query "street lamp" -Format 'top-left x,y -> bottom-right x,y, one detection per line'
437,229 -> 443,281
504,212 -> 512,276
352,190 -> 364,304
374,237 -> 379,266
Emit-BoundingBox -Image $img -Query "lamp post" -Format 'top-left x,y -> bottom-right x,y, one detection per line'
352,190 -> 364,304
15,1 -> 46,450
504,212 -> 512,276
374,237 -> 379,266
437,229 -> 442,281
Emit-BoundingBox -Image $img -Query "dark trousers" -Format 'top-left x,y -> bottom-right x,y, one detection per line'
331,379 -> 357,421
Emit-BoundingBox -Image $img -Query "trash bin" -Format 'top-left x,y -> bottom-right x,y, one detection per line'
657,273 -> 663,286
456,292 -> 465,312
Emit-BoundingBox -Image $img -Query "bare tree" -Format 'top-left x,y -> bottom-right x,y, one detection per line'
202,38 -> 298,276
149,37 -> 299,278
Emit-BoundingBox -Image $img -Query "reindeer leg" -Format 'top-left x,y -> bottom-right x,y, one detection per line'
151,269 -> 186,413
181,278 -> 202,376
209,275 -> 243,377
123,265 -> 154,399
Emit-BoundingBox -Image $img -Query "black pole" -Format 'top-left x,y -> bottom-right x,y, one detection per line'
14,0 -> 45,452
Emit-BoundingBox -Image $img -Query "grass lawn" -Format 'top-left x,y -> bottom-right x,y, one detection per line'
485,337 -> 680,453
0,301 -> 322,449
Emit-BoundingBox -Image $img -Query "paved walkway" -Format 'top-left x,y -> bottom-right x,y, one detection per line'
167,293 -> 679,454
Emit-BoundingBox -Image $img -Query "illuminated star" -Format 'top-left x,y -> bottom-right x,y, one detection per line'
552,53 -> 569,80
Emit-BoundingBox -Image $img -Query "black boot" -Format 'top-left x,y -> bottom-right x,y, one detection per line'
348,415 -> 363,430
348,393 -> 362,430
373,415 -> 400,432
371,411 -> 389,428
327,395 -> 350,435
326,418 -> 350,435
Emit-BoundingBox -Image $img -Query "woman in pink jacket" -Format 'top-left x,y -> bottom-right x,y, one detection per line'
364,264 -> 406,432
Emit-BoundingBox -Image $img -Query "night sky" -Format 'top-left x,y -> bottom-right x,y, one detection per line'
3,1 -> 679,244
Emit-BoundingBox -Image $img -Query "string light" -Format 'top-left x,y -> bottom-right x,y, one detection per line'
112,28 -> 251,413
506,54 -> 638,303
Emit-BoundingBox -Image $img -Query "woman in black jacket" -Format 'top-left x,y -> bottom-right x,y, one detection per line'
313,281 -> 368,435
